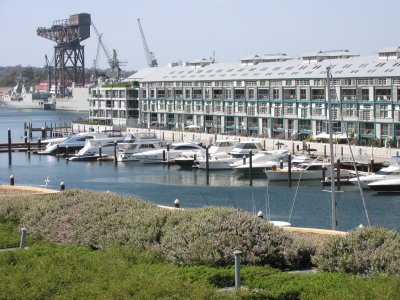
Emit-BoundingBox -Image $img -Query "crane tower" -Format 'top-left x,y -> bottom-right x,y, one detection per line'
37,13 -> 91,97
137,19 -> 158,67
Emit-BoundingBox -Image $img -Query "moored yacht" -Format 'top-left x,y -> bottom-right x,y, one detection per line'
38,132 -> 111,155
69,135 -> 126,161
228,141 -> 264,158
131,141 -> 205,164
349,156 -> 400,189
265,160 -> 350,181
232,149 -> 289,174
117,133 -> 167,162
368,178 -> 400,192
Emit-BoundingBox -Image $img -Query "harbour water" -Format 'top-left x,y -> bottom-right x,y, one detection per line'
0,107 -> 399,232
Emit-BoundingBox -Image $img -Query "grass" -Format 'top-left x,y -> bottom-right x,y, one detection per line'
1,190 -> 400,299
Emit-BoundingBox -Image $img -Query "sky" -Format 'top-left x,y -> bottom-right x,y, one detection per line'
0,0 -> 400,71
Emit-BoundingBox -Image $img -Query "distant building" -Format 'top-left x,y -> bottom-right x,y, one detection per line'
127,46 -> 400,146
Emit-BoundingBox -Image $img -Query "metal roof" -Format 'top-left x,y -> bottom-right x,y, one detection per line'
127,54 -> 400,83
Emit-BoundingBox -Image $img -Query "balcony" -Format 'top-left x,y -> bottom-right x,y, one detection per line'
360,129 -> 374,135
375,96 -> 391,101
226,121 -> 235,127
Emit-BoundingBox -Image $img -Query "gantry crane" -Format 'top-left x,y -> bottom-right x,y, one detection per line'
37,13 -> 91,97
91,21 -> 125,81
137,18 -> 158,67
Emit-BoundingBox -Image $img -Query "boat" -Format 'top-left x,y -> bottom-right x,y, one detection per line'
69,135 -> 126,161
177,139 -> 239,169
117,133 -> 167,162
264,160 -> 350,181
232,149 -> 289,174
174,150 -> 206,168
54,86 -> 90,111
0,81 -> 55,110
348,156 -> 400,189
131,141 -> 205,164
228,141 -> 264,158
368,178 -> 400,192
37,132 -> 110,155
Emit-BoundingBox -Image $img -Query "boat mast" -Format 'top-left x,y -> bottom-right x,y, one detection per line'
326,66 -> 337,230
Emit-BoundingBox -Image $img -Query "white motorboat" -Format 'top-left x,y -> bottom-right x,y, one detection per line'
196,152 -> 240,170
349,156 -> 400,189
117,133 -> 167,162
368,178 -> 400,192
232,149 -> 289,175
131,141 -> 205,164
182,139 -> 239,169
174,150 -> 206,168
265,160 -> 349,181
38,132 -> 110,155
228,141 -> 264,158
69,136 -> 126,161
208,140 -> 239,155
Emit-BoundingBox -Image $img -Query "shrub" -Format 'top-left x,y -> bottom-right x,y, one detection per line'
159,206 -> 315,269
0,190 -> 315,269
312,226 -> 400,276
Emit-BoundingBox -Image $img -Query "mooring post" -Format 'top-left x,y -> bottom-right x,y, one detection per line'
8,128 -> 12,163
38,138 -> 41,150
60,181 -> 65,191
167,144 -> 170,168
336,158 -> 341,191
206,146 -> 209,174
257,211 -> 263,219
10,175 -> 14,186
249,150 -> 253,187
174,198 -> 180,208
162,150 -> 166,164
56,144 -> 60,157
233,250 -> 243,289
370,158 -> 374,174
65,146 -> 69,158
19,227 -> 27,249
99,146 -> 102,159
288,154 -> 292,187
324,145 -> 327,158
114,141 -> 117,165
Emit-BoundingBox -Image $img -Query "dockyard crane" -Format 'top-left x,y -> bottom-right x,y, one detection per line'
91,21 -> 125,81
37,13 -> 91,97
137,18 -> 158,67
44,55 -> 53,93
90,34 -> 103,83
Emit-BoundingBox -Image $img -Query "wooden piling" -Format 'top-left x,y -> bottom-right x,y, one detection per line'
249,150 -> 253,186
336,158 -> 341,191
288,154 -> 292,187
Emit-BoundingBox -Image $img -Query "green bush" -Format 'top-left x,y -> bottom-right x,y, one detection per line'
159,207 -> 315,268
312,226 -> 400,276
0,190 -> 315,269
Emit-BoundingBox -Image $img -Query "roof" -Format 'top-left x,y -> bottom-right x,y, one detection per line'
127,54 -> 400,83
378,46 -> 400,53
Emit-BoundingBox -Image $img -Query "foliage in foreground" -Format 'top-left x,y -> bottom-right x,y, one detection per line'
0,190 -> 315,269
1,242 -> 400,300
313,226 -> 400,276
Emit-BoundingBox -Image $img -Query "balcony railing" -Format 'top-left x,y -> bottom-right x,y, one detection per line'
375,96 -> 392,101
360,129 -> 374,135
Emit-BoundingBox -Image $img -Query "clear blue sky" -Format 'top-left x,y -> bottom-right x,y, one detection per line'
0,0 -> 399,71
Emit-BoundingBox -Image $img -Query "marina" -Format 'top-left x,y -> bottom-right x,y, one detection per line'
0,108 -> 399,232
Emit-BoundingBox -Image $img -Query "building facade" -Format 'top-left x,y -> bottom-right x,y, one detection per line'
89,85 -> 139,127
130,47 -> 400,146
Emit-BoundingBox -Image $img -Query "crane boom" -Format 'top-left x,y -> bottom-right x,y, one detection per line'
137,18 -> 158,67
91,21 -> 124,80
